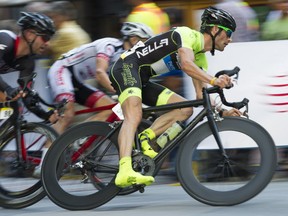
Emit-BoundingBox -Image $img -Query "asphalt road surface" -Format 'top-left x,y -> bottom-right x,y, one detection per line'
1,176 -> 288,216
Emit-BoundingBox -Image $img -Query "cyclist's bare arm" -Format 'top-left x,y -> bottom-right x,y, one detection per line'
178,47 -> 231,88
192,69 -> 242,117
95,57 -> 116,93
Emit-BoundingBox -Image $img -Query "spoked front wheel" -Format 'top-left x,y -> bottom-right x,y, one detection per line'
177,117 -> 277,206
0,122 -> 58,209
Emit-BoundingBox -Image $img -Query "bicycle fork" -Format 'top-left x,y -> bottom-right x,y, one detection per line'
203,89 -> 228,159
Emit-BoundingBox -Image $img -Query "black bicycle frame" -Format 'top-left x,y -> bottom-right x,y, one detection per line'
0,100 -> 27,165
0,101 -> 19,138
147,87 -> 226,164
78,85 -> 247,170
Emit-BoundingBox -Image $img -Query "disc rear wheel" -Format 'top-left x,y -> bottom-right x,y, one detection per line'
42,121 -> 121,210
177,117 -> 277,206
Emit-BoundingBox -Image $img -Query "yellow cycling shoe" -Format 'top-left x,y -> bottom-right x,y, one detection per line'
139,134 -> 158,159
115,169 -> 155,188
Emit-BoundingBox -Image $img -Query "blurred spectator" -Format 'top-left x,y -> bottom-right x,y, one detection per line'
0,19 -> 20,33
265,0 -> 288,21
163,7 -> 184,28
125,0 -> 170,34
261,0 -> 288,40
24,1 -> 50,13
214,0 -> 260,42
156,7 -> 185,96
43,1 -> 91,62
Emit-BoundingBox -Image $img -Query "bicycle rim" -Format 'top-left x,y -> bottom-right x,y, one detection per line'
0,122 -> 58,209
42,121 -> 120,210
176,117 -> 277,206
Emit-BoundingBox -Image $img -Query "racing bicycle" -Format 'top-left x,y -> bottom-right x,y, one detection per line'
0,70 -> 152,209
0,74 -> 65,209
41,67 -> 277,210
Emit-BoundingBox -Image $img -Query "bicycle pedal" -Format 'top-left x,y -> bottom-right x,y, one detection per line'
132,184 -> 145,193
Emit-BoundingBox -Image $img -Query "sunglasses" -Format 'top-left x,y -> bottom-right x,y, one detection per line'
218,25 -> 233,38
34,32 -> 51,42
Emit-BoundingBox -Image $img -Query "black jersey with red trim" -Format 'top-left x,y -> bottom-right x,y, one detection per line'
0,30 -> 35,91
0,30 -> 52,121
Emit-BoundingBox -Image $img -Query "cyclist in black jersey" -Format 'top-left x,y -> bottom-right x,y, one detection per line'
109,6 -> 242,188
0,11 -> 58,123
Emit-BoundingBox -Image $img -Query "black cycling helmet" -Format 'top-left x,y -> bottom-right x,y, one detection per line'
17,11 -> 55,36
200,7 -> 236,56
121,22 -> 154,40
200,6 -> 236,32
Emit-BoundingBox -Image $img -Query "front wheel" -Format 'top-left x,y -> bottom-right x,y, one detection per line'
176,117 -> 277,206
0,122 -> 58,209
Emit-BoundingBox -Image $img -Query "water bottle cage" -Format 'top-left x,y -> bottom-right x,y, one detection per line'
139,133 -> 150,142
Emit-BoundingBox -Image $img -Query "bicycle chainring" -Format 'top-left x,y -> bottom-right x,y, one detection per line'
132,154 -> 155,176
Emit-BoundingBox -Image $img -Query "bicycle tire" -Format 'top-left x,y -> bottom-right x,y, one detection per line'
0,122 -> 58,209
42,121 -> 121,210
176,117 -> 277,206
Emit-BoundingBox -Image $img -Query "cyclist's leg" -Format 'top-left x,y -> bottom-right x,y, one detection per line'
110,61 -> 154,187
83,91 -> 114,122
53,101 -> 77,134
116,94 -> 154,187
35,104 -> 74,177
142,81 -> 193,139
48,62 -> 76,135
34,63 -> 76,177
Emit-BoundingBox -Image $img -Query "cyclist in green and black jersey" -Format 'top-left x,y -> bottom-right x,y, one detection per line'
109,6 -> 241,188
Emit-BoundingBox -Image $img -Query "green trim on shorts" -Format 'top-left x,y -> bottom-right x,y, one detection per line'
156,88 -> 174,106
118,87 -> 142,104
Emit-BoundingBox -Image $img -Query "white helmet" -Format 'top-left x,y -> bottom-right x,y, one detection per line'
121,22 -> 154,39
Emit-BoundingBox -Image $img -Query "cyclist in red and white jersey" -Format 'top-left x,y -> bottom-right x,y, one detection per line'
34,22 -> 153,178
23,23 -> 153,178
48,22 -> 154,136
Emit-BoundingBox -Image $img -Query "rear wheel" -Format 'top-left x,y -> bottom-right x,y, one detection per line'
41,121 -> 121,210
0,122 -> 58,209
177,117 -> 277,206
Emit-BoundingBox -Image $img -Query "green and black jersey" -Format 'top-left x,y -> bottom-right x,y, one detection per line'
109,26 -> 207,105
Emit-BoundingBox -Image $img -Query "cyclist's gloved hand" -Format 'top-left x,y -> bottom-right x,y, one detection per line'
4,86 -> 21,99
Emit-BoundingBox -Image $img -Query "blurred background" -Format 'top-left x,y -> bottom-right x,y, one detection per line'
1,0 -> 288,180
0,0 -> 284,41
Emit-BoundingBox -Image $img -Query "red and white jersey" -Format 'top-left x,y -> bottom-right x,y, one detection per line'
57,37 -> 123,80
48,37 -> 123,102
